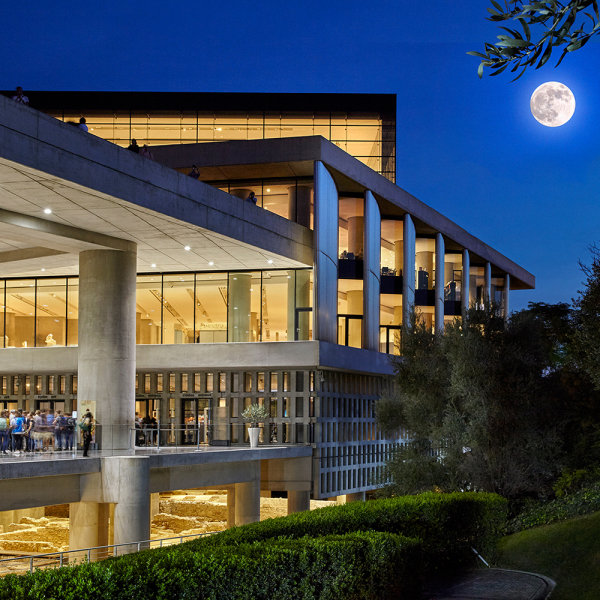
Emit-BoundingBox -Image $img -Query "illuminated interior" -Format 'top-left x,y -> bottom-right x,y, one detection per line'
0,270 -> 313,349
46,110 -> 394,181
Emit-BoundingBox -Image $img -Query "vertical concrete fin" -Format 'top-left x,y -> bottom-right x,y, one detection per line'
313,161 -> 339,344
402,214 -> 416,327
435,233 -> 445,334
363,190 -> 381,351
462,249 -> 470,317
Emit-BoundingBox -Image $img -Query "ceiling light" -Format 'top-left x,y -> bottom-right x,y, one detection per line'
151,264 -> 156,268
44,208 -> 52,214
41,268 -> 45,272
266,188 -> 271,192
208,262 -> 214,266
267,260 -> 273,264
184,246 -> 191,251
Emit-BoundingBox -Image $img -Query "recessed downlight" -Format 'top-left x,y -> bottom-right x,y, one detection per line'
208,261 -> 214,266
184,246 -> 191,251
267,260 -> 273,264
44,208 -> 52,214
151,263 -> 157,268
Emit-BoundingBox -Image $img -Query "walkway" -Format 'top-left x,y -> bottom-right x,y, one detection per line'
421,568 -> 555,600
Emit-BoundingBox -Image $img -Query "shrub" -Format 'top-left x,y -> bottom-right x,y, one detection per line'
0,532 -> 421,600
191,491 -> 507,570
507,482 -> 600,533
0,492 -> 506,599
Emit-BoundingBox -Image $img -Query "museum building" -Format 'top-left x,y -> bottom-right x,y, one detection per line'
0,91 -> 534,501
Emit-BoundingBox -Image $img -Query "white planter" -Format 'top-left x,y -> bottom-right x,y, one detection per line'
248,427 -> 261,448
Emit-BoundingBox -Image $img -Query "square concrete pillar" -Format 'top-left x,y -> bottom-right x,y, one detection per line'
287,491 -> 311,514
69,501 -> 110,556
234,480 -> 260,526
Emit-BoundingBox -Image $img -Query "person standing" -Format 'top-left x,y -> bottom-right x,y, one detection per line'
187,165 -> 200,179
11,410 -> 25,455
245,191 -> 258,205
11,87 -> 29,105
0,411 -> 8,454
79,411 -> 94,457
65,413 -> 76,451
78,117 -> 88,132
127,139 -> 140,153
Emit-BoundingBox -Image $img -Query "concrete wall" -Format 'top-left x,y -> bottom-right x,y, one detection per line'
0,341 -> 395,377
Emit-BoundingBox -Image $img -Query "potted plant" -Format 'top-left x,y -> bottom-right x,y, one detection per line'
241,404 -> 270,448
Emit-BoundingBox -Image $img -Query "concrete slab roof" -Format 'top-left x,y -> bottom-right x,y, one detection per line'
0,96 -> 312,278
153,137 -> 535,290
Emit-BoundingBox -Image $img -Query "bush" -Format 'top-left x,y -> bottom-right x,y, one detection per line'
0,532 -> 421,600
191,491 -> 507,570
507,482 -> 600,533
0,492 -> 506,599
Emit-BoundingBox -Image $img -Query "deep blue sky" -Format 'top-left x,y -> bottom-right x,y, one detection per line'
3,0 -> 599,312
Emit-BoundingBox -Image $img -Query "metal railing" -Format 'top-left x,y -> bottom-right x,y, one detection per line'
0,531 -> 214,576
129,424 -> 213,452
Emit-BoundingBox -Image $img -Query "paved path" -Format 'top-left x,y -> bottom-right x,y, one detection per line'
421,568 -> 555,600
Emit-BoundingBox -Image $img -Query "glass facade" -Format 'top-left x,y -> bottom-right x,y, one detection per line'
46,110 -> 395,182
0,269 -> 312,348
212,177 -> 314,226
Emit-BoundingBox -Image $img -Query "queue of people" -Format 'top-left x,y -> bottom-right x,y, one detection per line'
0,409 -> 95,456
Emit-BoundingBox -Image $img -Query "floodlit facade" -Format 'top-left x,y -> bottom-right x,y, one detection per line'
0,92 -> 534,542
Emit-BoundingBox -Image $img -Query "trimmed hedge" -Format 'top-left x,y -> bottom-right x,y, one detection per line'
191,491 -> 507,570
0,532 -> 422,600
0,492 -> 506,600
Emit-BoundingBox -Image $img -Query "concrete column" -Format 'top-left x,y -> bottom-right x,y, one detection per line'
313,161 -> 339,344
231,188 -> 253,201
347,217 -> 364,256
416,251 -> 434,290
78,248 -> 137,451
287,491 -> 311,514
287,270 -> 311,341
346,491 -> 366,502
435,233 -> 445,334
69,502 -> 110,554
462,249 -> 470,318
503,274 -> 510,323
227,487 -> 235,529
101,456 -> 150,546
363,190 -> 381,351
227,273 -> 252,342
402,215 -> 416,328
484,262 -> 492,306
234,479 -> 260,526
288,185 -> 312,228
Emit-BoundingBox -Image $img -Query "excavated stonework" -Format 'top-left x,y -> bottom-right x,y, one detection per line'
0,491 -> 336,555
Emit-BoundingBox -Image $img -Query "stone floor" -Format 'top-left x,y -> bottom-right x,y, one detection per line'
421,568 -> 556,600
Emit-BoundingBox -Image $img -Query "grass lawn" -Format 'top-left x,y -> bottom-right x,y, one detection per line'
497,510 -> 600,600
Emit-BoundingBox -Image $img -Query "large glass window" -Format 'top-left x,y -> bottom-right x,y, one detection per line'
261,270 -> 290,342
46,109 -> 393,181
67,277 -> 79,346
195,272 -> 228,344
227,271 -> 261,342
5,279 -> 35,348
0,268 -> 313,348
136,275 -> 163,344
0,280 -> 4,347
36,278 -> 67,347
162,274 -> 195,344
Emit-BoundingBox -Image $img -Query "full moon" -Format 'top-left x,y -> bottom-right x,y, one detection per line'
530,82 -> 576,127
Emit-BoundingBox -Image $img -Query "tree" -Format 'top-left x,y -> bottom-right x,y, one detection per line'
573,244 -> 600,390
469,1 -> 600,80
377,306 -> 564,499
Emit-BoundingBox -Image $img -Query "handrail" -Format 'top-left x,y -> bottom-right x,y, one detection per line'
129,425 -> 211,451
0,531 -> 215,575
